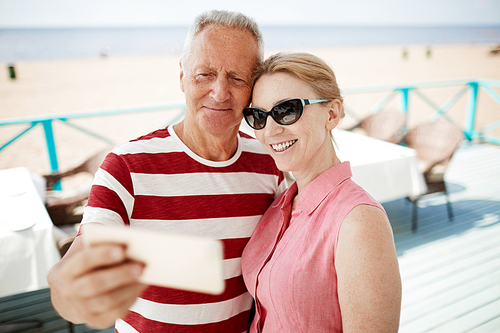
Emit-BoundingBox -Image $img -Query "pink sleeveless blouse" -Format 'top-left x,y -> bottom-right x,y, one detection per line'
242,162 -> 385,332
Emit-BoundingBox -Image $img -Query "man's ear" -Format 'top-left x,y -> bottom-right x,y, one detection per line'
326,99 -> 342,131
179,61 -> 185,92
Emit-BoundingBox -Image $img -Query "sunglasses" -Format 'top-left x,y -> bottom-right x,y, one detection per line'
243,98 -> 328,130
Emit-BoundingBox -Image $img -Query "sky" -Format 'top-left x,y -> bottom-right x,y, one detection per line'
0,0 -> 500,28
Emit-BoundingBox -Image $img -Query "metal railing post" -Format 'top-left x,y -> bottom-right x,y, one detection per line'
465,82 -> 479,141
41,120 -> 61,190
399,88 -> 410,132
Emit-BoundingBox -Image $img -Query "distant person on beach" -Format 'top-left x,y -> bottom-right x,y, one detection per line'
47,10 -> 285,331
241,52 -> 402,332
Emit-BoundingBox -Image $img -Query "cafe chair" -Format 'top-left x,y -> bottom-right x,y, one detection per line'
356,109 -> 406,144
43,148 -> 110,227
404,119 -> 464,232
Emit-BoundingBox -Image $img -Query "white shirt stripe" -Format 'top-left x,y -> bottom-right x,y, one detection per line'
81,206 -> 125,226
129,292 -> 253,325
130,216 -> 260,239
115,318 -> 139,333
131,172 -> 278,197
93,168 -> 135,216
223,258 -> 242,280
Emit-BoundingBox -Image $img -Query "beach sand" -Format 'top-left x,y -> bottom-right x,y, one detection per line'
1,43 -> 499,179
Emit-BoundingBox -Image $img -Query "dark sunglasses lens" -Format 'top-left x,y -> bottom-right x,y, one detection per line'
244,108 -> 267,130
273,100 -> 302,125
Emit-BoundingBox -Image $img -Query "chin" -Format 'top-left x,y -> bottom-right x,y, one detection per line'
203,118 -> 240,135
274,161 -> 295,173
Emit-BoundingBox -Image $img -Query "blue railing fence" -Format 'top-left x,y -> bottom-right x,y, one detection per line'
340,78 -> 500,145
1,78 -> 499,177
0,102 -> 187,178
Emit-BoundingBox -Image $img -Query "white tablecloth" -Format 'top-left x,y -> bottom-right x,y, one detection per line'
0,167 -> 61,297
333,129 -> 427,203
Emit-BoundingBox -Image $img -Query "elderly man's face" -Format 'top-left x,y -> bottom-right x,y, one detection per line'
180,25 -> 259,137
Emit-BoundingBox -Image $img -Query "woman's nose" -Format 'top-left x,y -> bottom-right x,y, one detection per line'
263,115 -> 284,136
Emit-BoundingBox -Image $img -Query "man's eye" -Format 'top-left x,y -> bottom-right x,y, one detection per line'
231,77 -> 247,86
196,73 -> 213,81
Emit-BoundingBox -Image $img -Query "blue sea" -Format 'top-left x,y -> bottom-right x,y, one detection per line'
0,26 -> 499,63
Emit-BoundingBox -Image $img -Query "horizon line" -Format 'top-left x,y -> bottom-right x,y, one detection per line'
1,23 -> 500,30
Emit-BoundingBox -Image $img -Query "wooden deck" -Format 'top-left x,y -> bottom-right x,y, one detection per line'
382,142 -> 500,332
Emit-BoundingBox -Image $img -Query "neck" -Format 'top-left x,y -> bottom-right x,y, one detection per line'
293,145 -> 340,196
173,121 -> 239,161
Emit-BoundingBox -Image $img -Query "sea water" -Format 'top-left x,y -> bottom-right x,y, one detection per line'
0,25 -> 499,62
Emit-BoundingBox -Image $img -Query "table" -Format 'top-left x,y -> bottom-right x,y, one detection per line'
0,167 -> 61,297
333,129 -> 427,203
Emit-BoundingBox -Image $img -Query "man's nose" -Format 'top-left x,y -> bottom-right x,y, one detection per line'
210,76 -> 230,102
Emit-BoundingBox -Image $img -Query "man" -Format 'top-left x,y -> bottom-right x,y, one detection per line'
47,10 -> 285,332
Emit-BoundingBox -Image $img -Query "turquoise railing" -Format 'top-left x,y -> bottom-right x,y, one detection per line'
0,101 -> 187,179
1,78 -> 499,176
342,78 -> 500,145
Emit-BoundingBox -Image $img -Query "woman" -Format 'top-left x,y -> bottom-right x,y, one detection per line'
241,53 -> 402,332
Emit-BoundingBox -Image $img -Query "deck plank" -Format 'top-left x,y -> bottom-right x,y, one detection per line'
383,142 -> 500,333
467,316 -> 500,333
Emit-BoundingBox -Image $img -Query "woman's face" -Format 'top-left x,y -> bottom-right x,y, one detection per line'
251,72 -> 340,178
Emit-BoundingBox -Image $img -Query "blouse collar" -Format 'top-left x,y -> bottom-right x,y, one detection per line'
295,162 -> 352,215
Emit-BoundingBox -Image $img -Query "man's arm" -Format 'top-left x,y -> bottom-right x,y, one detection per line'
47,233 -> 146,329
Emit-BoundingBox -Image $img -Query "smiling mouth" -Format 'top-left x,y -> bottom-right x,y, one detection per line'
271,139 -> 297,152
205,106 -> 232,112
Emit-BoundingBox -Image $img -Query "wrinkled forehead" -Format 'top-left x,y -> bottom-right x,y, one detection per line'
186,25 -> 259,75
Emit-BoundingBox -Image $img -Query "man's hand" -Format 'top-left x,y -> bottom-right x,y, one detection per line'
47,236 -> 147,329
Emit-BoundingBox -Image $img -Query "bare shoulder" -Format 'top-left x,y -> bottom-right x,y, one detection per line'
336,204 -> 397,269
340,205 -> 393,242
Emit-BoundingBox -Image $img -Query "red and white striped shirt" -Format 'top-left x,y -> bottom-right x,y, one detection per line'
81,125 -> 285,332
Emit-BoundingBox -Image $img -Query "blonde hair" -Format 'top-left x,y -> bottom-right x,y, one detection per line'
253,52 -> 345,118
180,10 -> 264,69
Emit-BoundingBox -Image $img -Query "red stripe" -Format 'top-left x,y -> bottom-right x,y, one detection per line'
100,152 -> 134,195
235,151 -> 282,176
222,238 -> 250,260
239,132 -> 253,139
111,128 -> 283,180
131,193 -> 274,220
140,275 -> 248,304
118,150 -> 279,176
87,185 -> 130,225
122,309 -> 252,333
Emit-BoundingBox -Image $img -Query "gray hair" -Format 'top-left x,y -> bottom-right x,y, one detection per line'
180,10 -> 264,69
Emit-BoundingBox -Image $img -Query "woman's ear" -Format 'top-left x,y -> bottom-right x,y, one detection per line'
326,99 -> 342,130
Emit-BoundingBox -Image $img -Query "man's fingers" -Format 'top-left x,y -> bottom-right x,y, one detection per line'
85,283 -> 148,319
74,261 -> 144,298
59,243 -> 127,279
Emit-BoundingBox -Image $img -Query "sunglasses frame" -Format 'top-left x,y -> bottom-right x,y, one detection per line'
243,98 -> 328,130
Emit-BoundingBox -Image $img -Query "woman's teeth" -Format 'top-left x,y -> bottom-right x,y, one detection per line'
271,140 -> 297,152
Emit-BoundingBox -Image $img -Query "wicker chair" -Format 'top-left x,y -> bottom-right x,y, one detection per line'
359,109 -> 406,144
404,119 -> 464,231
43,149 -> 109,227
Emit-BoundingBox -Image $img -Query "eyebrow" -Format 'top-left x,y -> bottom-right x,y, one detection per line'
195,64 -> 249,77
